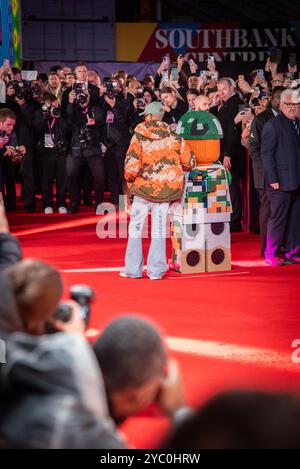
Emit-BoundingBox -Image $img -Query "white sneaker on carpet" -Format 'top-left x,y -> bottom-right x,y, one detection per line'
119,270 -> 142,279
149,276 -> 163,280
44,207 -> 54,214
58,206 -> 68,214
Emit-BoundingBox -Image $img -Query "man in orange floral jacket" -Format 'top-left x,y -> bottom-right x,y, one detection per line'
120,102 -> 195,280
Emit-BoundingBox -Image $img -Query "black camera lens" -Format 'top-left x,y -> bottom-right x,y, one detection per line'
50,106 -> 61,118
70,284 -> 94,326
137,98 -> 145,108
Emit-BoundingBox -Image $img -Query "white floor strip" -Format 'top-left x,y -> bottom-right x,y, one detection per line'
166,337 -> 297,371
61,267 -> 124,273
85,327 -> 297,372
61,267 -> 249,278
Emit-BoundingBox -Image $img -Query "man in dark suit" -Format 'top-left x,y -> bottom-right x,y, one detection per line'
261,89 -> 300,266
211,78 -> 245,232
249,87 -> 283,255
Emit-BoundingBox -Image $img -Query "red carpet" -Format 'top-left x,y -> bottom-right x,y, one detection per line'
7,207 -> 300,448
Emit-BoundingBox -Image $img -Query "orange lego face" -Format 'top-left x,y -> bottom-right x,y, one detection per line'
186,139 -> 220,165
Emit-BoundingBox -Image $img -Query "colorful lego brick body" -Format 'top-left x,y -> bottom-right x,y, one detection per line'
171,110 -> 232,273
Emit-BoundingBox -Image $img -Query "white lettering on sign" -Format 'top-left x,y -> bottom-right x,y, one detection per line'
154,27 -> 297,53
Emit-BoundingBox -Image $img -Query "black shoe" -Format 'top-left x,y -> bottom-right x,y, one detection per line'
68,205 -> 79,214
24,206 -> 35,213
283,256 -> 300,265
230,224 -> 242,233
84,200 -> 94,207
5,206 -> 17,212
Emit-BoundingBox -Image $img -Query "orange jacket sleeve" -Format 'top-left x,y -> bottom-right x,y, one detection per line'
124,134 -> 142,183
179,138 -> 196,171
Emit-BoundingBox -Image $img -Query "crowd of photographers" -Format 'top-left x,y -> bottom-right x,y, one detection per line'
0,54 -> 299,225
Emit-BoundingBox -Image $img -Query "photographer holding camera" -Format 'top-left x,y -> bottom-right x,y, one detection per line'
61,63 -> 99,113
3,80 -> 37,212
0,108 -> 27,211
65,75 -> 105,214
33,92 -> 68,214
0,258 -> 126,448
99,78 -> 134,208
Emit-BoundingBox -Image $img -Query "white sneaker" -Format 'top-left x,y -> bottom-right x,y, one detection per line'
149,276 -> 163,280
58,206 -> 68,214
119,270 -> 142,279
44,207 -> 54,214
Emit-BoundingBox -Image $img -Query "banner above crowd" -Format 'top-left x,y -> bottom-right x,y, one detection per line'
116,22 -> 300,69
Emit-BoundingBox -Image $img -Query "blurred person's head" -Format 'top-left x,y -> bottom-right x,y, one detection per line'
143,74 -> 155,89
163,390 -> 300,449
5,259 -> 63,335
65,72 -> 75,88
12,67 -> 21,81
195,94 -> 211,111
63,66 -> 72,76
88,69 -> 101,87
37,73 -> 48,91
280,89 -> 300,120
93,315 -> 167,424
160,87 -> 177,108
188,75 -> 199,90
75,63 -> 88,83
50,66 -> 64,83
143,87 -> 157,104
116,70 -> 128,83
42,91 -> 60,109
128,79 -> 143,96
48,72 -> 60,90
186,89 -> 199,110
0,108 -> 16,135
270,86 -> 284,112
217,77 -> 236,102
251,98 -> 266,116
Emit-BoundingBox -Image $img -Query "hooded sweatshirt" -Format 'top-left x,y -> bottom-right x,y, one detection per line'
125,120 -> 195,202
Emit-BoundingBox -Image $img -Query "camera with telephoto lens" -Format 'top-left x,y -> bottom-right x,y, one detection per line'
46,284 -> 94,333
73,82 -> 88,105
11,80 -> 31,100
42,104 -> 61,120
31,83 -> 41,96
103,79 -> 118,99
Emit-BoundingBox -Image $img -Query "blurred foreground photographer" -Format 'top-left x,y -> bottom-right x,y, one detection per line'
0,259 -> 126,448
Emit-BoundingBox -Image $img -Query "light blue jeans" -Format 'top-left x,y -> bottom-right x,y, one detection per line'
124,196 -> 170,278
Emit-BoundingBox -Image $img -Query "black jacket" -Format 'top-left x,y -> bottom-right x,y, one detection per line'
33,107 -> 69,155
99,96 -> 133,149
61,82 -> 99,114
211,93 -> 244,163
65,99 -> 104,158
249,104 -> 276,189
261,113 -> 300,191
163,99 -> 188,125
